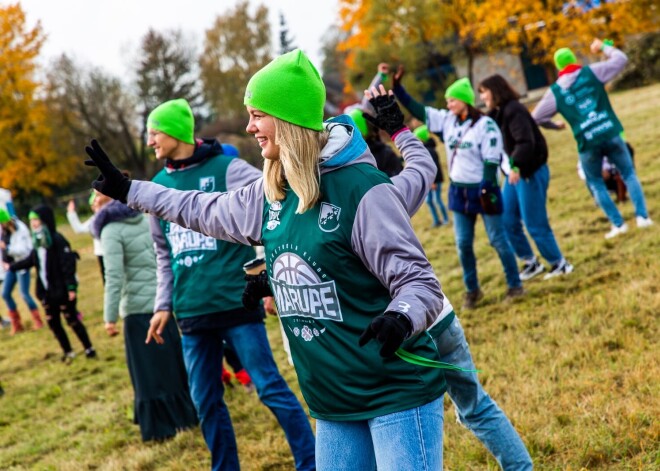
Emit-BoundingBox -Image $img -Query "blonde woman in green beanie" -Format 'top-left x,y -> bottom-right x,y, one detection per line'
85,49 -> 451,470
392,68 -> 523,309
532,39 -> 652,238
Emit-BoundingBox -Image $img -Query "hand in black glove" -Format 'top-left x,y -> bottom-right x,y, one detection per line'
242,270 -> 273,311
358,311 -> 412,358
363,84 -> 406,137
392,65 -> 405,88
84,139 -> 132,203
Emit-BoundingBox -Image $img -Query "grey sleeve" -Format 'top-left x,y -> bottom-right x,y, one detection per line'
390,130 -> 435,216
590,46 -> 628,83
127,179 -> 264,246
149,215 -> 173,313
351,184 -> 444,336
531,89 -> 558,124
225,158 -> 263,191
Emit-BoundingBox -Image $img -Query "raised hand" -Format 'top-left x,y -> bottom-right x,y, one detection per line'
392,65 -> 405,88
363,84 -> 406,137
84,139 -> 131,203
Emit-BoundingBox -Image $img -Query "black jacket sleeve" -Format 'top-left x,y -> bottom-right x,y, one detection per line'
9,249 -> 36,271
505,102 -> 537,170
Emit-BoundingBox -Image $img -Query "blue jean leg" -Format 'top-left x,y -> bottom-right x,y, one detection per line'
433,317 -> 533,470
2,270 -> 18,311
227,322 -> 315,471
315,397 -> 444,471
437,183 -> 449,222
181,331 -> 239,471
453,211 -> 479,292
602,136 -> 648,218
516,165 -> 563,265
16,270 -> 38,310
483,214 -> 522,288
503,178 -> 535,261
580,143 -> 624,226
316,419 -> 376,470
426,190 -> 441,225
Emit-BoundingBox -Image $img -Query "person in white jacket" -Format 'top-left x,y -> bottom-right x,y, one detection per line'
0,209 -> 43,333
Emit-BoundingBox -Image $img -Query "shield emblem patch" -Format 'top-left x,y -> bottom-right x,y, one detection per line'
200,176 -> 215,192
318,203 -> 341,232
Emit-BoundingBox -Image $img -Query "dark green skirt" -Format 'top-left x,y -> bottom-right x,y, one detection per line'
124,314 -> 199,441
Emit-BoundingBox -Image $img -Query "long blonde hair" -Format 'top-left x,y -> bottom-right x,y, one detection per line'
263,118 -> 329,214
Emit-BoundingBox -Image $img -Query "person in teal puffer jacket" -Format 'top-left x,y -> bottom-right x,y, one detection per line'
92,197 -> 198,442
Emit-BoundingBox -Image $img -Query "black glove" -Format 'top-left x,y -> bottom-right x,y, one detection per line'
242,270 -> 273,311
84,139 -> 131,203
358,311 -> 412,358
363,93 -> 406,137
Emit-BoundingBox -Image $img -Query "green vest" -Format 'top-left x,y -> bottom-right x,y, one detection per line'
551,67 -> 623,151
261,163 -> 446,421
152,155 -> 256,318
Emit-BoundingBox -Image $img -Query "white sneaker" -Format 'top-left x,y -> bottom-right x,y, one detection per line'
543,260 -> 574,280
605,223 -> 629,239
636,216 -> 653,228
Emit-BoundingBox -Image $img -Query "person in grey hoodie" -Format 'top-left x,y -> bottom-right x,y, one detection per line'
85,49 -> 450,470
92,197 -> 198,442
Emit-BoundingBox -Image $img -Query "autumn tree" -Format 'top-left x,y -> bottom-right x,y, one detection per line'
0,4 -> 77,197
45,55 -> 147,178
200,1 -> 272,123
133,28 -> 203,166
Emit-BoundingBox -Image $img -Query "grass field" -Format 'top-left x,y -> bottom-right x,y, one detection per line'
0,84 -> 658,470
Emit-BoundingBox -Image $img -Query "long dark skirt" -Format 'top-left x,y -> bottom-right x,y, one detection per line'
124,314 -> 199,441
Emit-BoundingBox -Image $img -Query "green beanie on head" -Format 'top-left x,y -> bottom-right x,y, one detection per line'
244,49 -> 326,131
554,48 -> 578,70
28,211 -> 40,221
348,108 -> 368,137
0,208 -> 11,224
413,125 -> 430,142
147,98 -> 195,144
445,78 -> 475,107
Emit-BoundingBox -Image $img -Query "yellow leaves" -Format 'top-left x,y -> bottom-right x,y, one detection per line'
0,3 -> 74,197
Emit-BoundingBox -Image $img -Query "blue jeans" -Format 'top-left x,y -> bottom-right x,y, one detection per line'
503,164 -> 563,265
433,316 -> 533,470
2,269 -> 38,311
181,321 -> 315,471
426,183 -> 449,225
453,211 -> 521,292
579,135 -> 648,226
316,396 -> 444,470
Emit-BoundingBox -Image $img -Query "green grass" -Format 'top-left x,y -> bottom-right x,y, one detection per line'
1,84 -> 659,470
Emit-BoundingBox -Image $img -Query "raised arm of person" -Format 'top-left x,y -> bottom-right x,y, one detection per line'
66,200 -> 93,234
85,140 -> 264,247
391,65 -> 427,122
589,39 -> 628,83
225,157 -> 263,190
363,85 -> 436,216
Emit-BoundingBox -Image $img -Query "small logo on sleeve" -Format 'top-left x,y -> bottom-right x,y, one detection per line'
318,203 -> 341,232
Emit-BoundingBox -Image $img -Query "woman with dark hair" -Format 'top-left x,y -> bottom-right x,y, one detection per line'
478,74 -> 572,281
393,67 -> 523,309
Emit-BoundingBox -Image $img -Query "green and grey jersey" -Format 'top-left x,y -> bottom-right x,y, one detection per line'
532,45 -> 628,151
426,109 -> 503,185
128,123 -> 450,420
150,153 -> 262,318
550,67 -> 623,151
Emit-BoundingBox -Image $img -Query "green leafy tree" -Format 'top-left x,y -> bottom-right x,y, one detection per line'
200,0 -> 272,121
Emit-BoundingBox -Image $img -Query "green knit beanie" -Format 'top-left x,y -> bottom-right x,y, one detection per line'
0,208 -> 10,224
445,78 -> 475,107
28,211 -> 40,220
147,99 -> 195,144
348,108 -> 368,137
244,49 -> 326,131
413,125 -> 430,142
554,48 -> 578,70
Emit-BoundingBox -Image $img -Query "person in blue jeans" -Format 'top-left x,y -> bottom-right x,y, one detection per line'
479,74 -> 573,281
141,99 -> 315,471
532,38 -> 652,239
413,125 -> 450,227
392,68 -> 523,309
